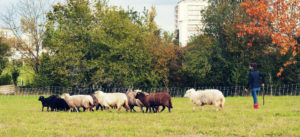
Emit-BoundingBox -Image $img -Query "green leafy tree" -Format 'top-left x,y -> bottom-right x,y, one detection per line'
193,0 -> 262,85
182,35 -> 213,86
42,0 -> 175,88
0,38 -> 10,75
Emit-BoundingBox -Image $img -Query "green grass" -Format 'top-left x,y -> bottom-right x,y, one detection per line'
0,96 -> 299,137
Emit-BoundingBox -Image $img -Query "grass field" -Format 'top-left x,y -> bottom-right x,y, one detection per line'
0,96 -> 299,137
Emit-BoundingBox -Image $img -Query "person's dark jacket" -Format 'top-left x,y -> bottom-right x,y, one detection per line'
246,69 -> 265,89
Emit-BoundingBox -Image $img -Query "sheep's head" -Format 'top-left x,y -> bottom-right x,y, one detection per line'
135,92 -> 146,99
134,90 -> 148,96
94,91 -> 104,95
91,94 -> 99,105
134,89 -> 142,93
184,89 -> 196,98
126,89 -> 134,95
62,93 -> 70,99
38,96 -> 44,101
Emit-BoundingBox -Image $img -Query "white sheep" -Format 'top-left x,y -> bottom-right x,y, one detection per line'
62,93 -> 94,112
184,88 -> 225,112
94,91 -> 130,112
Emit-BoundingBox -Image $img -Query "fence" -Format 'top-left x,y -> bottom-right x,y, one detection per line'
8,84 -> 300,97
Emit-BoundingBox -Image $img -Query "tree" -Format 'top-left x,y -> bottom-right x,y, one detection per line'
12,67 -> 20,86
1,0 -> 54,73
43,0 -> 161,88
237,0 -> 300,76
0,38 -> 10,75
183,35 -> 213,86
43,0 -> 98,87
198,0 -> 251,86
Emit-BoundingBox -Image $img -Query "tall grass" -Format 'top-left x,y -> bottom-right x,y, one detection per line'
0,96 -> 299,137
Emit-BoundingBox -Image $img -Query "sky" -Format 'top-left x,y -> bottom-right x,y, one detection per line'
0,0 -> 180,33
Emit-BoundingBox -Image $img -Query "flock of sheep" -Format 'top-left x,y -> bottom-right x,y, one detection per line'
38,88 -> 225,113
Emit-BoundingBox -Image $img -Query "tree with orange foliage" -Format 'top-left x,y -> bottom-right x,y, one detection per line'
237,0 -> 300,76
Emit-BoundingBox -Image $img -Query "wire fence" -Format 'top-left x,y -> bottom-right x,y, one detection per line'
6,84 -> 300,97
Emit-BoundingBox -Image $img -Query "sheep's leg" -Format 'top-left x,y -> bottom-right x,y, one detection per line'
160,106 -> 166,112
118,103 -> 124,112
132,107 -> 136,112
145,107 -> 149,113
123,103 -> 130,112
97,105 -> 104,111
152,107 -> 156,113
41,106 -> 44,112
105,106 -> 111,112
201,106 -> 204,111
219,104 -> 224,111
129,105 -> 136,112
168,106 -> 171,112
140,106 -> 144,113
117,107 -> 121,111
193,105 -> 196,112
47,107 -> 49,112
214,103 -> 219,111
155,106 -> 160,113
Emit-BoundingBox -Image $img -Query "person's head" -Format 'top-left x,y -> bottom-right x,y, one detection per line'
249,62 -> 257,70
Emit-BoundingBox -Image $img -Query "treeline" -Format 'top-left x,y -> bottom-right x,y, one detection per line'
0,0 -> 299,88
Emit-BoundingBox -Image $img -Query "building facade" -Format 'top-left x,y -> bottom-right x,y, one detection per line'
175,0 -> 208,47
0,28 -> 33,61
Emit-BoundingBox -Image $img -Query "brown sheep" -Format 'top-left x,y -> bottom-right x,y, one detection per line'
126,89 -> 149,112
135,92 -> 173,113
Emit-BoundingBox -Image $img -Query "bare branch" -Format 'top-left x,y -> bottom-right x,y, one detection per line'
0,0 -> 55,73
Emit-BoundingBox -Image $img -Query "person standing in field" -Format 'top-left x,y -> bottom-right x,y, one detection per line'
245,63 -> 265,109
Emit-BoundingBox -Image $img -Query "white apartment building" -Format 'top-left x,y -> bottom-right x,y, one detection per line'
0,28 -> 33,61
175,0 -> 208,47
0,28 -> 15,39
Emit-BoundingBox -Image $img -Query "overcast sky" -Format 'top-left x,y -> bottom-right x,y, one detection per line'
0,0 -> 179,33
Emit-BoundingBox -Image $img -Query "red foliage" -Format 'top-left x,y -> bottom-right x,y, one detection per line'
237,0 -> 300,76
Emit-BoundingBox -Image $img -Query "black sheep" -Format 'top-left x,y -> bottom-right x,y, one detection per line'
38,95 -> 70,112
38,96 -> 50,111
51,97 -> 70,111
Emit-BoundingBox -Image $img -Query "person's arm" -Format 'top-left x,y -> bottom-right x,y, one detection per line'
259,71 -> 265,87
245,72 -> 252,91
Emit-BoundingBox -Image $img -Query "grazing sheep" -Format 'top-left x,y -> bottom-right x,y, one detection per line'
94,91 -> 130,112
38,95 -> 70,112
53,97 -> 70,111
134,90 -> 150,112
62,93 -> 94,112
90,94 -> 104,111
125,89 -> 149,112
135,92 -> 173,113
38,96 -> 51,112
184,88 -> 225,112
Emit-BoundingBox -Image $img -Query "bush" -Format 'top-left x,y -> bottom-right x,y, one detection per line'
0,73 -> 12,85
